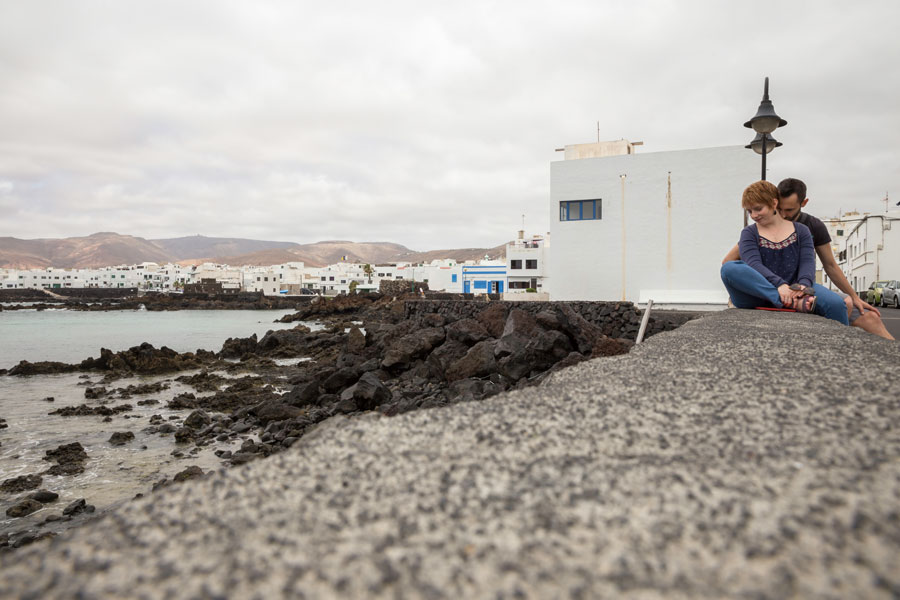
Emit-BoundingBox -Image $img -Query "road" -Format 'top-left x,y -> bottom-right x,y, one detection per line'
874,304 -> 900,339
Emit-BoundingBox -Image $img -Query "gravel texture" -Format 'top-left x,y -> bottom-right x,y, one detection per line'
2,309 -> 899,599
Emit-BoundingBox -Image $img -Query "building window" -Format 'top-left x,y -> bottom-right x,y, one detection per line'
510,260 -> 522,269
560,199 -> 601,221
526,259 -> 537,269
836,229 -> 843,236
451,274 -> 457,283
473,280 -> 487,290
329,276 -> 334,281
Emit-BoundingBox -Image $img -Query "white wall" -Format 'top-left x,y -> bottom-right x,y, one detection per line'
550,145 -> 759,305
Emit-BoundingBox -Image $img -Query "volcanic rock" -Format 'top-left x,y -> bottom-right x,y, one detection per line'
446,340 -> 499,381
475,303 -> 509,338
322,367 -> 360,393
62,498 -> 94,516
284,380 -> 320,408
28,490 -> 59,503
254,401 -> 303,425
446,318 -> 490,345
7,361 -> 79,376
346,326 -> 366,354
339,372 -> 392,411
49,404 -> 133,417
173,466 -> 204,482
1,474 -> 43,494
183,409 -> 212,430
42,442 -> 89,477
108,431 -> 135,445
382,327 -> 446,371
84,386 -> 108,399
6,499 -> 43,518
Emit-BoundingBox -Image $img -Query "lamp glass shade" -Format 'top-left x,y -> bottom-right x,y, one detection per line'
748,115 -> 781,134
744,133 -> 782,155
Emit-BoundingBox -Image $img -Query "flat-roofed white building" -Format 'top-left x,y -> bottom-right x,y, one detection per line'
836,210 -> 900,293
506,232 -> 549,298
549,140 -> 758,308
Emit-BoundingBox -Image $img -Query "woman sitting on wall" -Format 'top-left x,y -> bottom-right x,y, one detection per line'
720,180 -> 848,325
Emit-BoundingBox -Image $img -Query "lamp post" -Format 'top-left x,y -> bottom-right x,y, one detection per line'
744,77 -> 787,225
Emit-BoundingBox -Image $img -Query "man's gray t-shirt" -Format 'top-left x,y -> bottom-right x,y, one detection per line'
795,212 -> 831,248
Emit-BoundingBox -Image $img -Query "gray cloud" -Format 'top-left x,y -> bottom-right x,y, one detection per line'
1,0 -> 898,249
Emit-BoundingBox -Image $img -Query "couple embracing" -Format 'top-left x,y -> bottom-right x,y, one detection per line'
720,178 -> 893,339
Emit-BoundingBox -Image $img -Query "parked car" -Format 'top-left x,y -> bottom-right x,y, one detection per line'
866,280 -> 891,306
881,280 -> 900,308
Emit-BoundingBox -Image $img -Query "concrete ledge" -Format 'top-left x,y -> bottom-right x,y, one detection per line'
3,310 -> 899,598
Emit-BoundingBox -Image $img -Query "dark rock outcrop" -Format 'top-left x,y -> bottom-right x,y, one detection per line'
1,474 -> 43,494
108,432 -> 135,445
42,442 -> 89,476
6,499 -> 43,518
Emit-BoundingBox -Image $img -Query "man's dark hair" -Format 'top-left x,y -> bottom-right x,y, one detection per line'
777,178 -> 807,201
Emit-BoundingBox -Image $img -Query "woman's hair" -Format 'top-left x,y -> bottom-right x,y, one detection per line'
742,180 -> 779,210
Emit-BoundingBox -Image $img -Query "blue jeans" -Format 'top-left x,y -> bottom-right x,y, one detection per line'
720,261 -> 848,325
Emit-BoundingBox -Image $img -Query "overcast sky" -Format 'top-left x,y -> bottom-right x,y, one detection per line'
1,0 -> 898,250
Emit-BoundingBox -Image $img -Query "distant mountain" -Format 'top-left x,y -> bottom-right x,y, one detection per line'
151,235 -> 298,261
0,233 -> 176,269
0,233 -> 507,269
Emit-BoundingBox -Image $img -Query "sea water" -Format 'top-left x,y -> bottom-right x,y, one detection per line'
0,308 -> 301,368
0,308 -> 307,539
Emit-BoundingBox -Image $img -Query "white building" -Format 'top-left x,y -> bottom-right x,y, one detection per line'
243,262 -> 307,295
394,260 -> 462,293
505,232 -> 550,298
832,210 -> 900,293
461,262 -> 507,294
549,140 -> 758,308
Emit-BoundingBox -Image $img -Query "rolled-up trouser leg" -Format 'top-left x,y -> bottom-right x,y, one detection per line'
812,284 -> 849,325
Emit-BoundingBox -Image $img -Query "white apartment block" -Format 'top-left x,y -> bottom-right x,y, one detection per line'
505,232 -> 550,297
549,140 -> 759,308
243,262 -> 307,295
831,210 -> 900,292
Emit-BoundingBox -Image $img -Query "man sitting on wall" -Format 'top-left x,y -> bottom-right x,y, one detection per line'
722,177 -> 894,340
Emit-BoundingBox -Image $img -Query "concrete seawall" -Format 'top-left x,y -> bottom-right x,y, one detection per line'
3,310 -> 899,598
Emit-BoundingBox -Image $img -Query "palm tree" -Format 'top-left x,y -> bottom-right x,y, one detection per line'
363,263 -> 373,283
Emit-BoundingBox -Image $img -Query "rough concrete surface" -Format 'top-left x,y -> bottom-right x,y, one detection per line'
2,309 -> 899,599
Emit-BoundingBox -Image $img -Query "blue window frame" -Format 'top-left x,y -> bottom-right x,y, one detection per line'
451,274 -> 458,283
560,199 -> 601,221
473,280 -> 487,290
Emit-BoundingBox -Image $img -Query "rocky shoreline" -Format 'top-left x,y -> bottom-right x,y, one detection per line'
1,294 -> 695,550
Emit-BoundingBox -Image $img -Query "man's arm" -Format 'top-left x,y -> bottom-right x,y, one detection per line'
721,244 -> 740,265
815,243 -> 881,316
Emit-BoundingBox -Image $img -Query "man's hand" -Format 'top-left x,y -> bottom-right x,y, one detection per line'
852,295 -> 881,317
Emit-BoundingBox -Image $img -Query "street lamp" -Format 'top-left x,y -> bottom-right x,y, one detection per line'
743,76 -> 787,224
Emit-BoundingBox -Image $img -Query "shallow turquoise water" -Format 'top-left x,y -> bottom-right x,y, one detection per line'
0,307 -> 312,538
0,308 -> 297,369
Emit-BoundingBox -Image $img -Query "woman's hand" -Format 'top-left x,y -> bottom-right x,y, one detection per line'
777,284 -> 799,307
